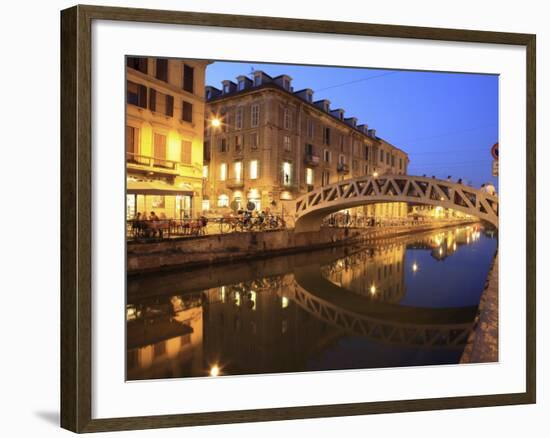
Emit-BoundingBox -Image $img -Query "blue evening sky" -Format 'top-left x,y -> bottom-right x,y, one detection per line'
205,61 -> 499,188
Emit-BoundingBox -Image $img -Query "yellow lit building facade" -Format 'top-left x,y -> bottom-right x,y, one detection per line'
126,57 -> 210,220
203,70 -> 409,220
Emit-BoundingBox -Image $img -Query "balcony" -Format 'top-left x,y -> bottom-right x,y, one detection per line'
304,154 -> 320,167
226,178 -> 245,189
127,152 -> 178,174
337,163 -> 350,174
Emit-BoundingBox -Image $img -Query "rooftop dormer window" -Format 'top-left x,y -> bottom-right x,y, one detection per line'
223,83 -> 231,94
254,74 -> 262,87
238,79 -> 246,91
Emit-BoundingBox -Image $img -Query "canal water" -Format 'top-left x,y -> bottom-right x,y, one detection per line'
126,225 -> 497,381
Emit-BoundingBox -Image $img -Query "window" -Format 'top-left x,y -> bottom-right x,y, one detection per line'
166,95 -> 174,117
203,165 -> 208,178
235,107 -> 243,129
322,171 -> 330,187
219,163 -> 227,181
153,133 -> 166,165
306,168 -> 314,185
217,194 -> 229,207
204,140 -> 211,161
250,132 -> 259,150
238,79 -> 246,91
307,118 -> 314,138
365,164 -> 369,174
399,158 -> 403,170
235,135 -> 243,152
219,137 -> 228,152
155,58 -> 168,82
391,155 -> 395,167
364,145 -> 369,160
234,161 -> 242,181
386,153 -> 390,165
254,75 -> 261,86
323,127 -> 331,145
183,64 -> 194,93
283,108 -> 291,129
305,143 -> 314,155
149,89 -> 157,111
126,57 -> 147,74
180,140 -> 192,164
282,161 -> 292,186
324,149 -> 331,163
380,149 -> 384,163
126,81 -> 147,108
251,104 -> 260,127
250,160 -> 259,179
339,154 -> 346,165
340,135 -> 345,151
182,101 -> 193,122
283,135 -> 291,152
149,89 -> 173,117
126,126 -> 138,155
223,83 -> 231,94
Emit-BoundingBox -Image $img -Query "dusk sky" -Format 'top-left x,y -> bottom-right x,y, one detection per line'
205,61 -> 499,188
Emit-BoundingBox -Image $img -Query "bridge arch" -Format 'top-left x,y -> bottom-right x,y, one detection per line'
294,175 -> 498,233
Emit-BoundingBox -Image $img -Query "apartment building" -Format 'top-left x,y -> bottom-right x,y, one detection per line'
203,70 -> 409,218
125,56 -> 210,220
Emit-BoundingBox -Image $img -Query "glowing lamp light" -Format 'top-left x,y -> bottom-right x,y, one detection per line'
211,117 -> 221,128
370,285 -> 376,295
373,171 -> 379,178
210,365 -> 220,377
412,263 -> 418,272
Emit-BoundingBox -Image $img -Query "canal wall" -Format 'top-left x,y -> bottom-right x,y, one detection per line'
127,220 -> 477,275
460,252 -> 499,364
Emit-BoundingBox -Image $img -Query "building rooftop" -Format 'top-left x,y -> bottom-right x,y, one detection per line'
206,73 -> 406,154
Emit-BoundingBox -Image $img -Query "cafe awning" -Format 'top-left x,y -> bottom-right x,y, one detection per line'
127,180 -> 194,196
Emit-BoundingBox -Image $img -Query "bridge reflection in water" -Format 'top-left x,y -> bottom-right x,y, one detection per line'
126,225 -> 497,380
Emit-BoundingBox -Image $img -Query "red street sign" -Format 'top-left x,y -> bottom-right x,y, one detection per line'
491,142 -> 499,160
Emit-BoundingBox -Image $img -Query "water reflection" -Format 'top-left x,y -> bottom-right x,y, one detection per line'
127,225 -> 497,380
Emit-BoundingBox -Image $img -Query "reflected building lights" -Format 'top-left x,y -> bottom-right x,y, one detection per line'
281,296 -> 289,309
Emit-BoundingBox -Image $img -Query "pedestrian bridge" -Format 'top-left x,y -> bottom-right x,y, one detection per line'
292,264 -> 477,349
294,175 -> 498,233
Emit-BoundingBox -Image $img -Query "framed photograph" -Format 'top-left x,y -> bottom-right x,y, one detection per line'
60,4 -> 536,433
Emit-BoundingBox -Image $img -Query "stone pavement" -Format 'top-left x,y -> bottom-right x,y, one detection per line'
460,253 -> 499,363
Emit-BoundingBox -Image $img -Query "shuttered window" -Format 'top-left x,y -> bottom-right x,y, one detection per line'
149,88 -> 157,112
181,140 -> 192,164
183,65 -> 194,93
156,58 -> 168,82
127,81 -> 147,108
166,95 -> 174,117
126,126 -> 137,155
153,133 -> 167,165
182,101 -> 193,122
126,57 -> 147,74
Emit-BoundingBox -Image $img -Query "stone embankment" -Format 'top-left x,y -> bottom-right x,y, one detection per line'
460,252 -> 499,363
127,220 -> 477,274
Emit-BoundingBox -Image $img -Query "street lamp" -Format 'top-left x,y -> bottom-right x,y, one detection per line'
211,117 -> 221,128
373,171 -> 379,178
